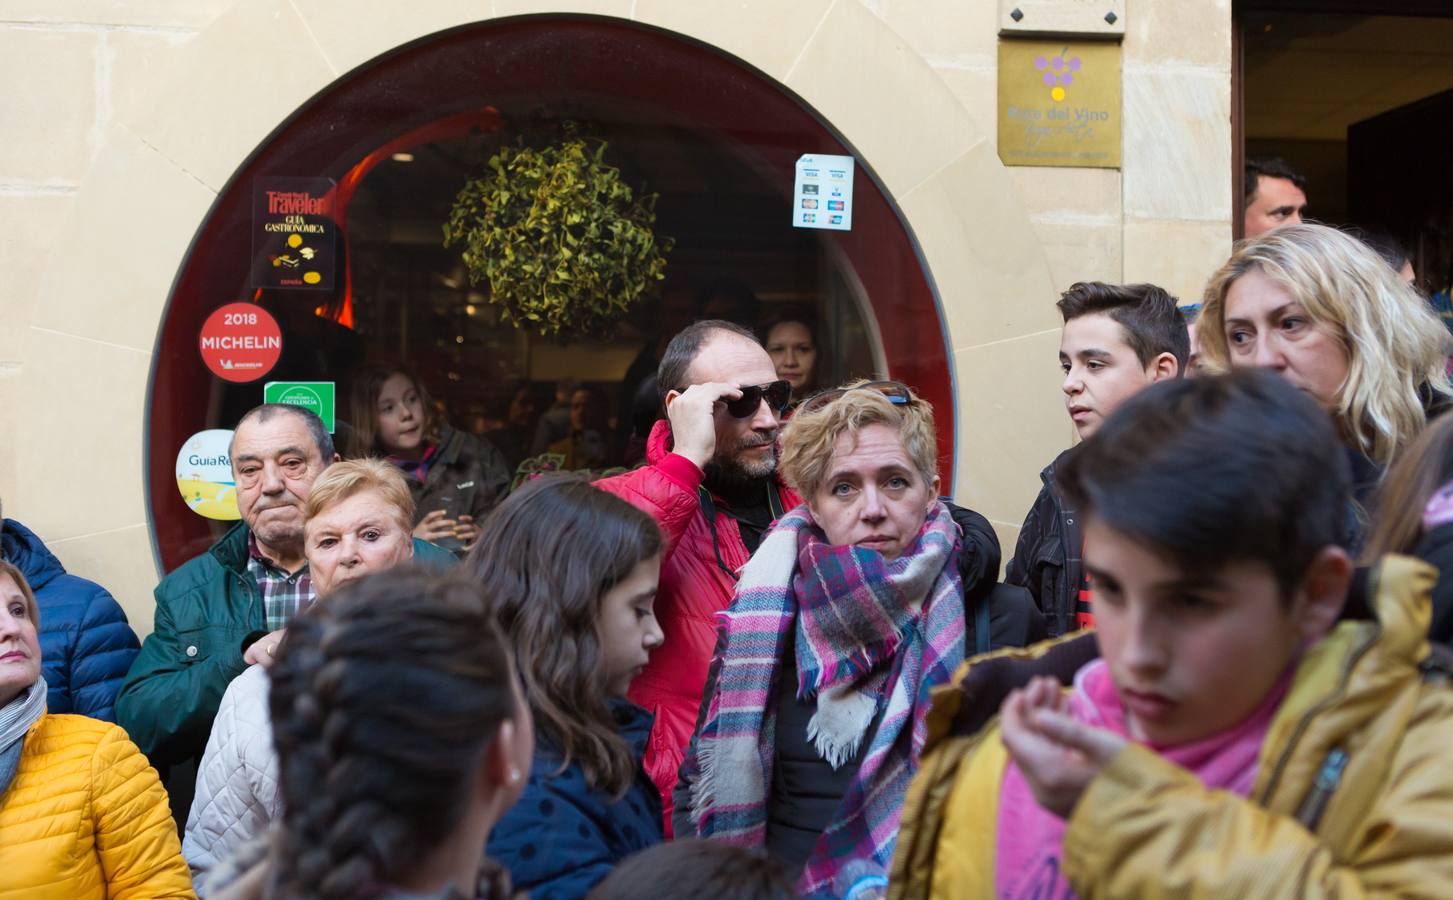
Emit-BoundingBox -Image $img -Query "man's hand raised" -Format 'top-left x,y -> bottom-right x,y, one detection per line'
665,382 -> 741,470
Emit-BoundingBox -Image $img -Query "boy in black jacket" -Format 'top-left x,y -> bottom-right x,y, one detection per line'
1006,282 -> 1190,636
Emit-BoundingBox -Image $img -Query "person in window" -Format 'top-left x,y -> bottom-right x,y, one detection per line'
466,476 -> 665,899
483,382 -> 544,472
549,384 -> 611,471
530,379 -> 580,459
0,498 -> 139,722
200,569 -> 534,900
760,305 -> 820,404
1199,224 -> 1453,520
677,381 -> 1029,898
0,560 -> 194,899
348,362 -> 512,555
183,459 -> 420,882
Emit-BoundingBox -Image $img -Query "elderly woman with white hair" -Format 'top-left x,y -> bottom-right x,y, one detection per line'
183,458 -> 421,882
675,380 -> 1039,899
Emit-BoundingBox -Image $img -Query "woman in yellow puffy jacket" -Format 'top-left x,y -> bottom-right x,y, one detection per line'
890,373 -> 1453,899
0,559 -> 194,900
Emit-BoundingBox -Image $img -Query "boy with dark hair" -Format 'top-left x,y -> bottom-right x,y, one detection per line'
1006,281 -> 1189,636
890,370 -> 1453,898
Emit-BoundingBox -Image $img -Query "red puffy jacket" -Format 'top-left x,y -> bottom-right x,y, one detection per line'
596,421 -> 800,834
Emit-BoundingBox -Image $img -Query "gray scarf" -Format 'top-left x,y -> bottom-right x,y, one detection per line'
0,679 -> 47,798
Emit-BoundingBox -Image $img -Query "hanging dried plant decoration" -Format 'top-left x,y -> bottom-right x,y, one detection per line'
444,124 -> 672,339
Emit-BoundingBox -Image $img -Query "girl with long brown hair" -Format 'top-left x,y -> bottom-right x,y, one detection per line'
463,475 -> 665,899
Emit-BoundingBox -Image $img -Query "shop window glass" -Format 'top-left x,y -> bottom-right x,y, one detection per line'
149,16 -> 953,569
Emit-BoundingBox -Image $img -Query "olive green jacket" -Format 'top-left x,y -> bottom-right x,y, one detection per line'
115,523 -> 452,768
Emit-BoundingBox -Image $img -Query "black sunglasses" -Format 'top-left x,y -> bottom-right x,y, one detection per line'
724,380 -> 793,418
797,380 -> 915,415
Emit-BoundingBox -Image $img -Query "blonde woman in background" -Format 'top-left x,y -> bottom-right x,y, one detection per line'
1198,223 -> 1452,511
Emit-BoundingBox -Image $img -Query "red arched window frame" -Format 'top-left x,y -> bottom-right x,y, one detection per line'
147,16 -> 955,570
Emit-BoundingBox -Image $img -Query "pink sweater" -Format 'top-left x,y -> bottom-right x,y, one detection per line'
994,658 -> 1290,899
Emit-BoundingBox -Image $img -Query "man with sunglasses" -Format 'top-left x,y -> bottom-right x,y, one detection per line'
597,320 -> 1005,837
597,320 -> 799,833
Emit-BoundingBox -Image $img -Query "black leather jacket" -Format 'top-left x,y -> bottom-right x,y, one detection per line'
1005,448 -> 1082,638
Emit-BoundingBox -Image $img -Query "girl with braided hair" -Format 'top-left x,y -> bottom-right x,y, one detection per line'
463,475 -> 665,899
207,568 -> 533,900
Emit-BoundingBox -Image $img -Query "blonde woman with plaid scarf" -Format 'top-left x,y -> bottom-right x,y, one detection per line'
676,381 -> 1028,899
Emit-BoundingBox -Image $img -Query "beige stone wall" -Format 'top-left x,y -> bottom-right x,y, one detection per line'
0,1 -> 232,632
0,0 -> 1230,635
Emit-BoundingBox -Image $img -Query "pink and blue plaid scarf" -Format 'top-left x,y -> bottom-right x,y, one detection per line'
687,502 -> 965,898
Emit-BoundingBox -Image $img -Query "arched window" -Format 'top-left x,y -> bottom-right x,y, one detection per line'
148,16 -> 952,569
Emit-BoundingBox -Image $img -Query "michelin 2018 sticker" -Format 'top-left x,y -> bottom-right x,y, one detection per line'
175,429 -> 241,520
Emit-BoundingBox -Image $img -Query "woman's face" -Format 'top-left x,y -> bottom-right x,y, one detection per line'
766,321 -> 818,393
597,553 -> 664,696
1223,270 -> 1350,410
375,373 -> 426,453
808,422 -> 939,561
0,573 -> 41,707
305,489 -> 414,595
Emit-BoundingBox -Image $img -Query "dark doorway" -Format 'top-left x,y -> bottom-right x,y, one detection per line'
1236,4 -> 1453,296
1349,87 -> 1453,323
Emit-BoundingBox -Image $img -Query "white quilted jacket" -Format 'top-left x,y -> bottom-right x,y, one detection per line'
183,664 -> 279,882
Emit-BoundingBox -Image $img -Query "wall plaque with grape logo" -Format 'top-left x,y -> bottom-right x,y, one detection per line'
252,176 -> 337,290
997,41 -> 1120,169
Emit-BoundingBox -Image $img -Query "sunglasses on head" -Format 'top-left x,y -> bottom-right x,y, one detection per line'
724,380 -> 793,418
798,380 -> 916,415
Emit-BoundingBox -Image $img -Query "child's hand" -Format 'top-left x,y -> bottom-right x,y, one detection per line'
453,514 -> 481,547
413,509 -> 458,542
1000,676 -> 1126,819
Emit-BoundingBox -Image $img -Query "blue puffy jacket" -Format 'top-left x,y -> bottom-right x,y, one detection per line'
1,519 -> 140,721
488,700 -> 662,900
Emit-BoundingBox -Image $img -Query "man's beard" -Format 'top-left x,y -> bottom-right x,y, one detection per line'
703,432 -> 779,492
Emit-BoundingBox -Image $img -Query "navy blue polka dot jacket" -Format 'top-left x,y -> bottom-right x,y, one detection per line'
487,699 -> 663,899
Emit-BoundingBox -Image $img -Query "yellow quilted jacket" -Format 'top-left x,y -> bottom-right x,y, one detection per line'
0,713 -> 195,899
890,555 -> 1453,898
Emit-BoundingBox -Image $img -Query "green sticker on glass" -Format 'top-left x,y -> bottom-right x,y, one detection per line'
264,381 -> 336,433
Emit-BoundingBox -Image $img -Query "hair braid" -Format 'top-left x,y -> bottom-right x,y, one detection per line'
265,570 -> 518,899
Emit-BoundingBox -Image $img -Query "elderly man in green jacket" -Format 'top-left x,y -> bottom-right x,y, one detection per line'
116,404 -> 452,804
